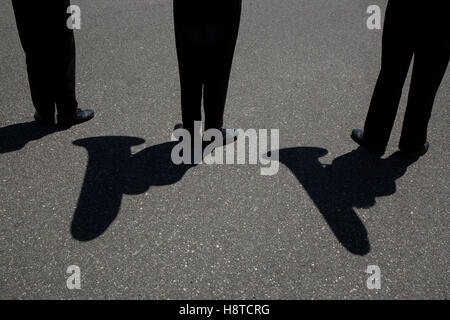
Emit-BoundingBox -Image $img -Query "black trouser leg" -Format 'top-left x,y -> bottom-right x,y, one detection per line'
363,0 -> 414,153
174,0 -> 241,132
399,9 -> 450,151
203,1 -> 241,131
12,0 -> 78,117
174,1 -> 203,134
54,10 -> 78,117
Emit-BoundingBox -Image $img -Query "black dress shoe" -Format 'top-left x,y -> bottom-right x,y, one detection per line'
173,123 -> 183,131
34,111 -> 56,126
350,129 -> 384,156
57,108 -> 94,128
400,141 -> 429,158
173,124 -> 239,144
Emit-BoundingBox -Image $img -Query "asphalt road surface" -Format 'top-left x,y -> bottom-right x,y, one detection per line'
0,0 -> 448,299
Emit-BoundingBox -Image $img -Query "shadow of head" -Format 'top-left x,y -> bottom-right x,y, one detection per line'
71,136 -> 194,241
0,121 -> 58,154
272,146 -> 417,255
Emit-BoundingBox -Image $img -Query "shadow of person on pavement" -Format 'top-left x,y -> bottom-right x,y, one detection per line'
0,121 -> 58,154
275,147 -> 418,255
71,136 -> 196,241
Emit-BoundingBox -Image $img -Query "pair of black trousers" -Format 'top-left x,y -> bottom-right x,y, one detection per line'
12,0 -> 78,118
363,0 -> 450,153
174,0 -> 242,132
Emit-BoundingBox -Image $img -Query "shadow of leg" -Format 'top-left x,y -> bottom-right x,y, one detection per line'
71,136 -> 145,241
0,121 -> 58,154
277,147 -> 418,255
71,138 -> 195,241
278,147 -> 371,255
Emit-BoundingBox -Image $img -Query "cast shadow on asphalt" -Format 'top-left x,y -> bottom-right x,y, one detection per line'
275,147 -> 418,256
0,121 -> 59,154
71,136 -> 196,242
72,137 -> 418,254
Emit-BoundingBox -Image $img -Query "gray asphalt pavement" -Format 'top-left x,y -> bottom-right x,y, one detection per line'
0,0 -> 448,299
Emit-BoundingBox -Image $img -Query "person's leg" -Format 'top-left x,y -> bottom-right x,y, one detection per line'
399,6 -> 450,152
52,0 -> 78,118
362,0 -> 415,153
203,0 -> 241,131
12,0 -> 93,127
173,0 -> 204,134
11,1 -> 56,118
